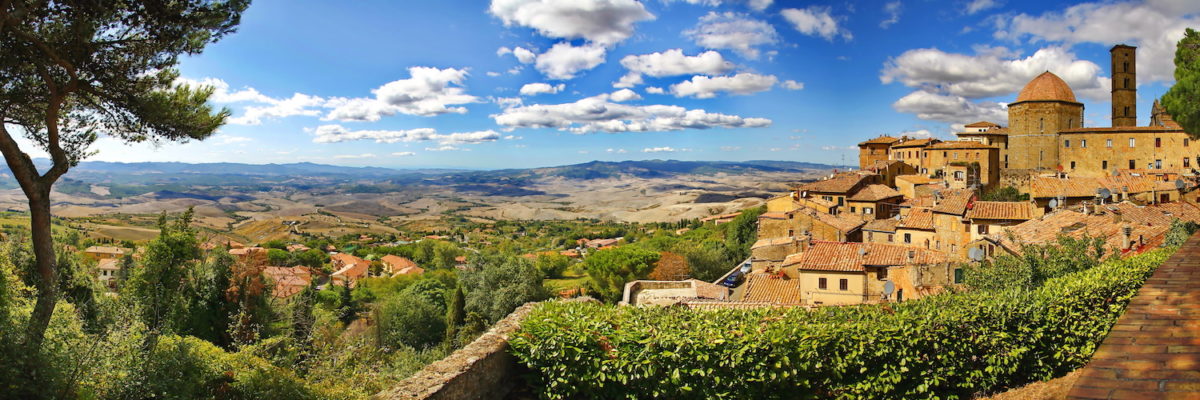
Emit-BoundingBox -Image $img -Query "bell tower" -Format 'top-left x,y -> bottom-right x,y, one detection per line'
1111,45 -> 1137,127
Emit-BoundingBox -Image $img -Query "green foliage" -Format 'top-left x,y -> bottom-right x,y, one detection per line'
981,186 -> 1030,202
268,248 -> 292,266
336,285 -> 359,325
177,251 -> 236,347
125,211 -> 202,335
375,292 -> 447,350
445,285 -> 466,344
582,247 -> 661,302
1164,219 -> 1199,247
460,252 -> 549,323
534,252 -> 571,279
1163,28 -> 1200,138
510,248 -> 1173,400
723,206 -> 765,262
963,235 -> 1105,291
401,279 -> 449,312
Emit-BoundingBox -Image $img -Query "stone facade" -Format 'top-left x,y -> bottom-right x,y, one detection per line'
1006,100 -> 1084,170
1058,127 -> 1200,177
1111,45 -> 1137,127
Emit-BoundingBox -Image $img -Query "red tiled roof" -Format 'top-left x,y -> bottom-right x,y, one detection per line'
858,136 -> 900,146
862,219 -> 899,232
798,173 -> 873,194
990,210 -> 1169,256
898,207 -> 935,230
1105,202 -> 1200,227
1030,175 -> 1171,199
896,174 -> 937,185
931,189 -> 976,215
788,207 -> 864,233
783,241 -> 947,272
740,273 -> 803,305
967,201 -> 1034,221
965,121 -> 1001,128
1016,71 -> 1078,103
926,141 -> 997,150
891,138 -> 939,148
381,255 -> 418,272
263,266 -> 312,298
848,184 -> 902,202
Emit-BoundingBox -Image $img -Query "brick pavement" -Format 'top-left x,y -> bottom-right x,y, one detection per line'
1066,233 -> 1200,399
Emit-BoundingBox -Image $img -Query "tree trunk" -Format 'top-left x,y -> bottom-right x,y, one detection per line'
24,185 -> 57,349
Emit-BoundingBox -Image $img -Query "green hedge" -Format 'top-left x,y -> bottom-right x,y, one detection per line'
509,248 -> 1172,399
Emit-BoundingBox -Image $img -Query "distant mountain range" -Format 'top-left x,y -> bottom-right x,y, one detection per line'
5,159 -> 844,199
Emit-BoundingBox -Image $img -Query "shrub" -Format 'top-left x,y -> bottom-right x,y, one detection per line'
510,248 -> 1172,399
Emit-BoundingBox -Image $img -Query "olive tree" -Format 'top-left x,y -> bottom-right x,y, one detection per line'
0,0 -> 248,347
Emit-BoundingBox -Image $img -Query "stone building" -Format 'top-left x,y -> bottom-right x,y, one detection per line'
857,136 -> 899,169
921,141 -> 1001,189
1005,71 -> 1086,170
889,138 -> 939,171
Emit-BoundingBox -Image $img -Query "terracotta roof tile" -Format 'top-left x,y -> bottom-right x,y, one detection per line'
891,138 -> 939,148
862,219 -> 899,233
1030,175 -> 1171,199
782,241 -> 947,272
931,189 -> 976,215
848,184 -> 903,202
967,201 -> 1034,221
901,196 -> 934,208
898,207 -> 935,230
740,273 -> 803,305
751,236 -> 802,249
896,174 -> 937,185
859,136 -> 900,146
989,210 -> 1169,256
964,121 -> 1001,128
799,173 -> 873,194
1104,202 -> 1200,227
1016,71 -> 1078,103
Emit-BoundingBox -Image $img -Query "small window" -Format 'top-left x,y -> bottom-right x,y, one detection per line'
1186,139 -> 1191,147
879,268 -> 888,280
1064,139 -> 1071,148
818,278 -> 827,290
1040,118 -> 1044,132
1129,138 -> 1136,147
850,207 -> 857,213
887,234 -> 893,242
903,233 -> 911,244
943,151 -> 948,158
1186,158 -> 1191,168
1123,61 -> 1129,72
839,279 -> 849,291
1070,161 -> 1076,169
788,229 -> 795,237
1106,139 -> 1113,148
1125,106 -> 1131,117
1124,77 -> 1130,89
1129,160 -> 1136,169
954,268 -> 964,284
865,207 -> 873,215
1081,139 -> 1087,148
1102,160 -> 1108,170
1156,159 -> 1163,169
978,224 -> 988,234
1156,138 -> 1162,148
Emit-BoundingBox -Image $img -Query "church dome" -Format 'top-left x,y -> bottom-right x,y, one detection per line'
1016,71 -> 1077,103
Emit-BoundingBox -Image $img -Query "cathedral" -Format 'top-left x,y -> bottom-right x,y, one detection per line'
860,45 -> 1198,188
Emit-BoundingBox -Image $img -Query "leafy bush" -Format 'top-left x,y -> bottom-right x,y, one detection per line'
375,292 -> 446,350
510,248 -> 1172,399
582,247 -> 660,302
963,235 -> 1105,291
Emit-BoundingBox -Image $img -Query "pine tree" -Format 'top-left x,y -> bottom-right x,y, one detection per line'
1163,28 -> 1200,137
445,285 -> 466,344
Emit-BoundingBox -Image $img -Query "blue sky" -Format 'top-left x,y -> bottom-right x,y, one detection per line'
76,0 -> 1200,169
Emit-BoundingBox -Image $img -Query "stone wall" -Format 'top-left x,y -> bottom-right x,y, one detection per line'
374,297 -> 597,400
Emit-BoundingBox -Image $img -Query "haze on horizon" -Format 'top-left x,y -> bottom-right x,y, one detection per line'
41,0 -> 1200,170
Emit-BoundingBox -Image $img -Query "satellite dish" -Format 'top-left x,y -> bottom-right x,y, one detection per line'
1097,188 -> 1112,199
883,281 -> 896,296
858,247 -> 867,256
1111,168 -> 1119,177
1176,179 -> 1186,190
968,247 -> 984,261
1048,198 -> 1059,209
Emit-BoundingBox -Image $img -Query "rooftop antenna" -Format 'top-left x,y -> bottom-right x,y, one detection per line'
882,280 -> 895,300
1097,188 -> 1112,205
1048,198 -> 1059,209
1176,179 -> 1186,191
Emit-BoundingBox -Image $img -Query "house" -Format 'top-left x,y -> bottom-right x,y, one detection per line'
757,207 -> 863,243
966,201 -> 1035,241
797,172 -> 877,210
858,135 -> 900,169
1030,174 -> 1181,213
737,272 -> 804,306
845,184 -> 903,221
863,159 -> 916,188
894,174 -> 941,199
380,255 -> 419,275
972,208 -> 1172,260
286,244 -> 310,252
330,253 -> 370,288
750,236 -> 808,271
229,247 -> 269,266
96,258 -> 121,289
861,219 -> 899,244
83,246 -> 130,262
620,279 -> 730,306
263,266 -> 313,299
781,241 -> 952,306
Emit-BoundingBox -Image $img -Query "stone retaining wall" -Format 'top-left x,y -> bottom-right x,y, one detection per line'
374,297 -> 595,400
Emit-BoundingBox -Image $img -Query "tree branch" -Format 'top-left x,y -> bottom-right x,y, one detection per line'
0,121 -> 42,197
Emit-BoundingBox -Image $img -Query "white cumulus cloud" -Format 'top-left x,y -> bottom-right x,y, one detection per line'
519,82 -> 566,96
685,12 -> 779,59
616,49 -> 735,88
670,73 -> 778,98
995,1 -> 1200,83
322,67 -> 479,121
488,0 -> 655,46
313,125 -> 501,145
609,88 -> 642,102
491,95 -> 772,134
881,46 -> 1109,100
781,6 -> 852,41
535,42 -> 607,80
781,80 -> 804,90
891,91 -> 1008,124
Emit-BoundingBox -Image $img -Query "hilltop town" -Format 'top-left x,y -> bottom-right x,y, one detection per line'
624,44 -> 1200,308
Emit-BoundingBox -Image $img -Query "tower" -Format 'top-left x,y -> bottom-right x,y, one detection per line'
1111,45 -> 1137,127
1006,71 -> 1084,170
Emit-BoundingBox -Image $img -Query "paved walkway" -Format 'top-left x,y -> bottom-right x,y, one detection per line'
1067,233 -> 1200,399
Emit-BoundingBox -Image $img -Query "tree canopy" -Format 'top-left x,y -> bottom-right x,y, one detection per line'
1163,28 -> 1200,137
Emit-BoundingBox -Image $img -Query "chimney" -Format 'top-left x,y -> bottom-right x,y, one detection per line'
1111,45 -> 1137,127
1121,224 -> 1133,250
